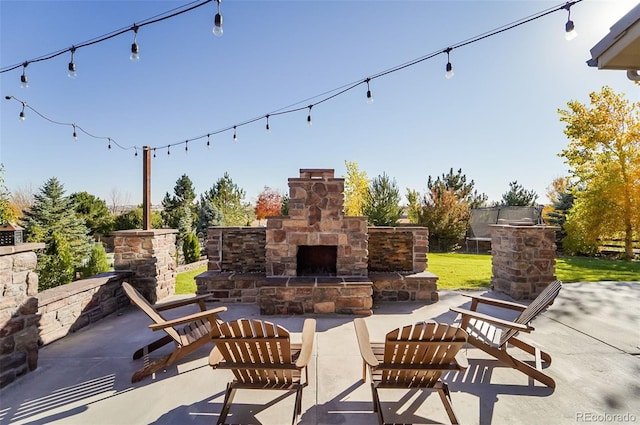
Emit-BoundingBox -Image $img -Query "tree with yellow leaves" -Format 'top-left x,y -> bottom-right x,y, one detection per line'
558,86 -> 640,259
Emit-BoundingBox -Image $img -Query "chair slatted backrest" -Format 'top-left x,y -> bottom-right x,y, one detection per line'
499,280 -> 562,347
122,282 -> 182,344
211,319 -> 296,386
380,322 -> 468,388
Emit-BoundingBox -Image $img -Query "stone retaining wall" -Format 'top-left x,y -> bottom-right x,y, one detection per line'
0,243 -> 43,388
37,271 -> 132,346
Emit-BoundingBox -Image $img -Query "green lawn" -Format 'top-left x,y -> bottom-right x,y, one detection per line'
429,252 -> 640,290
175,254 -> 639,293
175,265 -> 206,294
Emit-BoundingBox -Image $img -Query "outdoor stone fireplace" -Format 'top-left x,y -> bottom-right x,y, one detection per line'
196,169 -> 438,315
265,169 -> 368,277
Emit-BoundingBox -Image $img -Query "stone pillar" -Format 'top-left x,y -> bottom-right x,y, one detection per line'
0,243 -> 45,388
490,223 -> 559,300
113,229 -> 178,303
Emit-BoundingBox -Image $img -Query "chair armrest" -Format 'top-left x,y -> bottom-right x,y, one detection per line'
353,318 -> 379,368
208,346 -> 224,368
450,307 -> 533,332
454,351 -> 469,370
295,319 -> 316,368
461,293 -> 527,312
154,294 -> 212,312
149,307 -> 227,331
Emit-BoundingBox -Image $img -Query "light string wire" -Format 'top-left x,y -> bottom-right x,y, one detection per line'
0,0 -> 213,74
3,0 -> 582,155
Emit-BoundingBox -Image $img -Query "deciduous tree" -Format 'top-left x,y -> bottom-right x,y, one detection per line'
343,160 -> 370,216
254,186 -> 282,223
0,164 -> 16,224
558,86 -> 640,259
70,191 -> 113,235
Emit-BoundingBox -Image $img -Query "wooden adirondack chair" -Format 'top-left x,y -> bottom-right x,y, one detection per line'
122,282 -> 227,383
354,319 -> 469,425
450,279 -> 562,388
209,318 -> 316,425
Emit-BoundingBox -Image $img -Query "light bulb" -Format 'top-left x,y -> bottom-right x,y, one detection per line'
20,74 -> 28,89
265,115 -> 271,133
185,141 -> 189,153
19,111 -> 25,121
445,62 -> 454,79
565,20 -> 577,41
207,134 -> 211,148
233,126 -> 237,141
213,13 -> 223,36
307,106 -> 313,126
68,62 -> 77,79
130,43 -> 140,61
73,126 -> 78,140
213,0 -> 223,36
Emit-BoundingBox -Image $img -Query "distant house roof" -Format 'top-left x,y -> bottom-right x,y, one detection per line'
588,4 -> 640,81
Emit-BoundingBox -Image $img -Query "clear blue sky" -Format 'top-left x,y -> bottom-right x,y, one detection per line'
1,0 -> 638,208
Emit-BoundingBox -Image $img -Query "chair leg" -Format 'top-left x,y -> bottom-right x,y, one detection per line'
217,383 -> 237,425
133,334 -> 173,359
468,335 -> 556,388
436,383 -> 460,425
292,387 -> 303,425
371,384 -> 384,425
131,354 -> 171,383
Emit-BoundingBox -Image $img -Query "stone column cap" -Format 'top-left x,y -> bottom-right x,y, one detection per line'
111,229 -> 178,236
0,242 -> 45,255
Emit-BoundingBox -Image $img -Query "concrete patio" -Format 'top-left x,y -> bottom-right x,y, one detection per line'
1,281 -> 638,425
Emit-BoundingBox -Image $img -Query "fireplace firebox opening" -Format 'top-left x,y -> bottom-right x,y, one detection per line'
297,245 -> 337,276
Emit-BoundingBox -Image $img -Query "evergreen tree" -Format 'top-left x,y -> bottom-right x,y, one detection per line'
161,174 -> 197,235
182,231 -> 201,264
37,231 -> 75,290
79,243 -> 111,278
202,172 -> 248,226
22,177 -> 93,270
113,207 -> 163,230
196,198 -> 223,235
500,180 -> 538,206
362,173 -> 402,226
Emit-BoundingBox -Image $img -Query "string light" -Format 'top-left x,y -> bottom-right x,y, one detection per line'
265,115 -> 271,133
3,1 -> 584,160
185,140 -> 189,153
445,48 -> 454,79
563,3 -> 577,40
20,63 -> 28,88
107,138 -> 112,149
68,47 -> 77,79
135,148 -> 138,157
213,0 -> 223,37
130,25 -> 140,62
72,124 -> 78,140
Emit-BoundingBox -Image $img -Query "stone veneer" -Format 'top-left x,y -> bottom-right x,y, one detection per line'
490,223 -> 559,300
37,272 -> 132,346
0,243 -> 44,388
113,229 -> 177,303
265,169 -> 368,277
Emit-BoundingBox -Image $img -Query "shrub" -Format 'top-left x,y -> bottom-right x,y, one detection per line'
79,243 -> 111,278
182,232 -> 201,264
